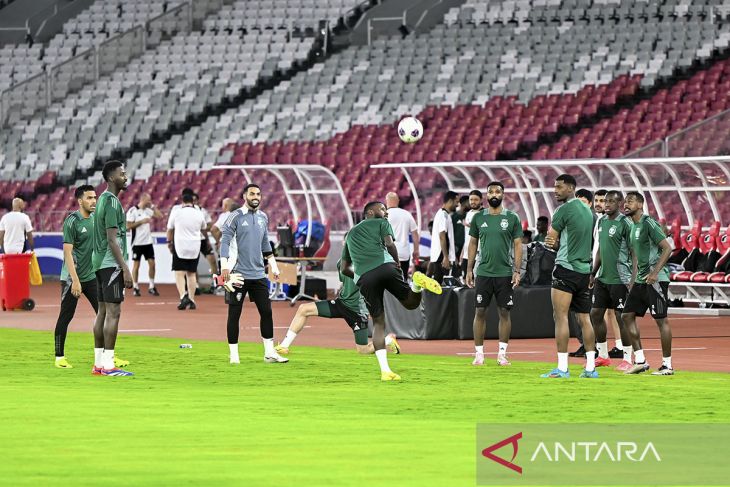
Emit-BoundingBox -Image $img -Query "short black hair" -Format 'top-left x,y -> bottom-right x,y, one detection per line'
363,201 -> 383,214
469,189 -> 482,198
487,181 -> 504,191
625,191 -> 645,203
14,194 -> 25,201
443,190 -> 458,203
594,189 -> 608,197
243,183 -> 261,194
182,193 -> 194,204
102,160 -> 124,182
537,216 -> 549,223
523,229 -> 533,239
459,195 -> 469,205
74,184 -> 95,199
182,187 -> 194,197
606,190 -> 623,200
576,188 -> 593,203
555,174 -> 576,187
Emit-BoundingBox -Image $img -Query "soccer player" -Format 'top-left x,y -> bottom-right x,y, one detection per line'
462,190 -> 483,274
54,185 -> 98,368
193,193 -> 218,288
589,191 -> 635,371
533,216 -> 548,243
465,181 -> 522,366
126,192 -> 162,296
220,183 -> 288,364
452,195 -> 469,278
541,174 -> 598,379
385,192 -> 419,279
341,201 -> 442,381
91,160 -> 133,376
427,191 -> 458,283
621,192 -> 675,375
275,258 -> 401,356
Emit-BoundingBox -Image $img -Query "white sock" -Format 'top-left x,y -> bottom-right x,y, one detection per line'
475,345 -> 484,354
410,281 -> 422,293
615,339 -> 623,349
94,348 -> 103,368
280,330 -> 297,348
263,338 -> 275,356
55,355 -> 64,361
103,349 -> 114,370
557,352 -> 569,372
662,356 -> 672,369
375,349 -> 391,373
596,341 -> 608,359
623,345 -> 633,363
385,334 -> 393,346
229,343 -> 239,360
149,279 -> 155,288
585,351 -> 596,372
133,282 -> 139,289
498,342 -> 508,355
635,349 -> 646,364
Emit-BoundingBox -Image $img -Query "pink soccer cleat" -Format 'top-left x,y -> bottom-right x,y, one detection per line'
472,352 -> 485,366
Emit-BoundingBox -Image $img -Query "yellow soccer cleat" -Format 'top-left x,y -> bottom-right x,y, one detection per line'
412,271 -> 442,295
274,344 -> 290,355
54,357 -> 73,369
381,371 -> 401,381
114,357 -> 130,368
386,333 -> 401,354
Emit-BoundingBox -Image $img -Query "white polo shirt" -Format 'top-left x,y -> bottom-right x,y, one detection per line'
429,208 -> 455,262
168,205 -> 206,259
126,206 -> 154,246
0,211 -> 33,254
387,207 -> 417,261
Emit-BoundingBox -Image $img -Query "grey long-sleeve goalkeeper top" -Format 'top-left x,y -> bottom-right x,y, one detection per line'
220,206 -> 272,280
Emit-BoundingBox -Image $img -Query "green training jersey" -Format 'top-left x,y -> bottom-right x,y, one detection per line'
343,218 -> 395,282
596,214 -> 633,285
92,190 -> 128,271
468,208 -> 522,278
60,211 -> 96,282
533,233 -> 546,243
551,198 -> 593,274
336,257 -> 367,317
630,214 -> 670,284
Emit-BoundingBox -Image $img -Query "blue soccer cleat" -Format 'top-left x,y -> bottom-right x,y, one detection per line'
101,368 -> 134,377
579,369 -> 599,378
540,368 -> 570,378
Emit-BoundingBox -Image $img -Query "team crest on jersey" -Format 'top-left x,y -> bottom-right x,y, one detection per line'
500,219 -> 508,230
476,294 -> 483,303
635,228 -> 641,238
609,226 -> 616,236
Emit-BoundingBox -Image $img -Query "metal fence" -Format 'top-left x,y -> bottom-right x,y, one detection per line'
98,25 -> 146,77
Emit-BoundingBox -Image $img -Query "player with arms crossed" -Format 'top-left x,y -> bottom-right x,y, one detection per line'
341,201 -> 442,381
589,190 -> 636,370
465,181 -> 522,367
621,192 -> 675,375
53,185 -> 98,368
542,174 -> 598,379
91,161 -> 133,376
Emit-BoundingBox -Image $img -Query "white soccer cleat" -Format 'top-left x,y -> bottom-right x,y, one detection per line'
264,352 -> 289,363
472,352 -> 485,366
229,356 -> 240,364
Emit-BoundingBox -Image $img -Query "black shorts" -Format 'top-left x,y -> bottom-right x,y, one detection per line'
200,239 -> 213,256
552,265 -> 591,313
96,267 -> 124,303
592,279 -> 629,310
172,247 -> 199,272
357,263 -> 411,318
132,244 -> 155,262
624,282 -> 670,319
316,299 -> 367,331
224,278 -> 269,305
475,276 -> 514,310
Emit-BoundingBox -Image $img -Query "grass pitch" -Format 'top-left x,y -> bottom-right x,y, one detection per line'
1,327 -> 728,486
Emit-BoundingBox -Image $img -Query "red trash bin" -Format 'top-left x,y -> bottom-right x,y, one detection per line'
0,254 -> 35,311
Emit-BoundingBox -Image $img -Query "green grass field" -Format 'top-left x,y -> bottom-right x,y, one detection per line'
1,327 -> 728,486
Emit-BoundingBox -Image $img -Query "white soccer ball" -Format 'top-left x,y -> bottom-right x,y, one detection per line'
398,117 -> 424,144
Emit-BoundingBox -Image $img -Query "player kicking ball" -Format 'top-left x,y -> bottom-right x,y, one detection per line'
276,260 -> 401,356
341,201 -> 442,381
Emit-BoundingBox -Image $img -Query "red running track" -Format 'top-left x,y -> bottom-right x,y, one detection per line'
2,283 -> 729,373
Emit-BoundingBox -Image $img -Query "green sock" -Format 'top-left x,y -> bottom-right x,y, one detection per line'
354,328 -> 369,346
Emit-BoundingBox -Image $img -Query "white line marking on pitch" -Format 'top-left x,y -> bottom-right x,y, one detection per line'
456,351 -> 544,356
135,302 -> 179,306
248,326 -> 311,329
120,328 -> 173,332
643,347 -> 707,351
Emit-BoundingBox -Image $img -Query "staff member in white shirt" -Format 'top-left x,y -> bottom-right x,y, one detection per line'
167,192 -> 206,311
126,193 -> 162,296
193,193 -> 218,283
428,191 -> 458,284
385,192 -> 419,278
0,197 -> 34,254
211,198 -> 238,250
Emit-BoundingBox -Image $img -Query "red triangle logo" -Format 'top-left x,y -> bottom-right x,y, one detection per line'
481,432 -> 523,474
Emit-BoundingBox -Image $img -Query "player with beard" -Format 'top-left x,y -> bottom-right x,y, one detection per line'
462,190 -> 483,273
